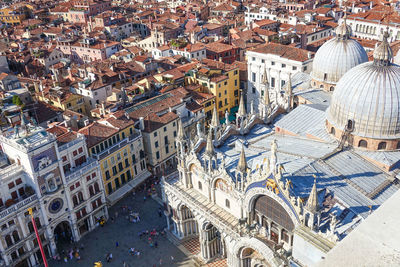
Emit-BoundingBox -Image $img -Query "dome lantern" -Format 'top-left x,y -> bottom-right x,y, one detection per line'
373,30 -> 393,67
335,12 -> 351,40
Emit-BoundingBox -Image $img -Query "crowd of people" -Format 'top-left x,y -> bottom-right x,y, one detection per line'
52,176 -> 177,266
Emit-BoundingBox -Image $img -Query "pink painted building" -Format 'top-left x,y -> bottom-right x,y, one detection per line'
56,38 -> 121,64
67,0 -> 112,23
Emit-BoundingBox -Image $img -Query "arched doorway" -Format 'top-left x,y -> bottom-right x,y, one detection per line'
239,247 -> 268,267
54,221 -> 73,252
201,222 -> 223,261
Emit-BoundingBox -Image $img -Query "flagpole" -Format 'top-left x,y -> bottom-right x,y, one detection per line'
28,208 -> 49,267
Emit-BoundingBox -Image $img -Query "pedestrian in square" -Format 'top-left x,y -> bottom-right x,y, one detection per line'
116,241 -> 119,247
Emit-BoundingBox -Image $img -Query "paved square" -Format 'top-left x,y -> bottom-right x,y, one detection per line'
49,190 -> 192,267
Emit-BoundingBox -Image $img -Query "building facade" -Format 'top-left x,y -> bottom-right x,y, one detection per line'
0,118 -> 107,267
78,111 -> 151,204
246,43 -> 313,111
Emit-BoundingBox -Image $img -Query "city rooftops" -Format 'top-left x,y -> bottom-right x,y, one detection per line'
248,43 -> 313,62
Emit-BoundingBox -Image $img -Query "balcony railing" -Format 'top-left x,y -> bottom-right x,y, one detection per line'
65,158 -> 98,183
92,133 -> 141,161
58,137 -> 84,152
0,164 -> 23,179
0,195 -> 38,220
181,113 -> 205,128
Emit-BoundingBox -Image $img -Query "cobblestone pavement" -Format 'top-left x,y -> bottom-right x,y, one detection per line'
49,189 -> 192,267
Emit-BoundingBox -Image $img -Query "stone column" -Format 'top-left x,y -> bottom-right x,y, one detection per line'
165,214 -> 170,230
173,221 -> 177,235
267,220 -> 272,239
17,215 -> 28,239
88,215 -> 94,231
278,226 -> 283,243
72,221 -> 80,242
29,254 -> 37,266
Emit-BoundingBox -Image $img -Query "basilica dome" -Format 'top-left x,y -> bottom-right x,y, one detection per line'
327,32 -> 400,150
311,17 -> 368,91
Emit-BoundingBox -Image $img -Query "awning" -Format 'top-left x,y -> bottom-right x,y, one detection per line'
107,170 -> 152,205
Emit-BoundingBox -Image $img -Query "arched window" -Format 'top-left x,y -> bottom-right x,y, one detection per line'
78,191 -> 84,202
320,84 -> 324,89
347,119 -> 354,131
35,218 -> 41,228
5,235 -> 12,247
28,221 -> 34,233
329,86 -> 334,91
378,142 -> 387,150
89,185 -> 94,196
12,230 -> 20,242
72,195 -> 78,206
198,181 -> 202,190
225,199 -> 230,208
330,127 -> 335,136
358,140 -> 368,148
94,182 -> 100,193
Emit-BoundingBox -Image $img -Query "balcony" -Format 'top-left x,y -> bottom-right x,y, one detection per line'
58,137 -> 84,152
92,133 -> 141,161
64,157 -> 98,183
0,195 -> 38,220
181,112 -> 205,128
0,164 -> 24,179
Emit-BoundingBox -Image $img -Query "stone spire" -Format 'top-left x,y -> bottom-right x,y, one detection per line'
210,104 -> 220,128
262,67 -> 269,85
237,91 -> 246,117
205,128 -> 215,157
237,144 -> 247,173
286,73 -> 293,110
306,178 -> 319,213
373,29 -> 393,66
176,119 -> 186,141
286,73 -> 292,95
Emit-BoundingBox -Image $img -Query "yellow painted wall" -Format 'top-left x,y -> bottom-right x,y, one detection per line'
88,126 -> 144,196
0,8 -> 26,24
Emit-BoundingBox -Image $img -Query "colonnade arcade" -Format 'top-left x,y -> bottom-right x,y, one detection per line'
170,204 -> 226,263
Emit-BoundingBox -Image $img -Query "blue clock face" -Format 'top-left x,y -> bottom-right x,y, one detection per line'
49,198 -> 63,214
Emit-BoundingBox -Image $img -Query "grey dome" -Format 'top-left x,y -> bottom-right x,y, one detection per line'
394,50 -> 400,65
311,38 -> 368,85
327,38 -> 400,139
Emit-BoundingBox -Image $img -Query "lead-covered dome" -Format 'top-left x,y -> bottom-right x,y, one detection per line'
311,16 -> 368,89
327,32 -> 400,150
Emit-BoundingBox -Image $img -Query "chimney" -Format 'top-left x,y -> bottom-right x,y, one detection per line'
139,117 -> 145,130
83,119 -> 90,126
308,51 -> 312,59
